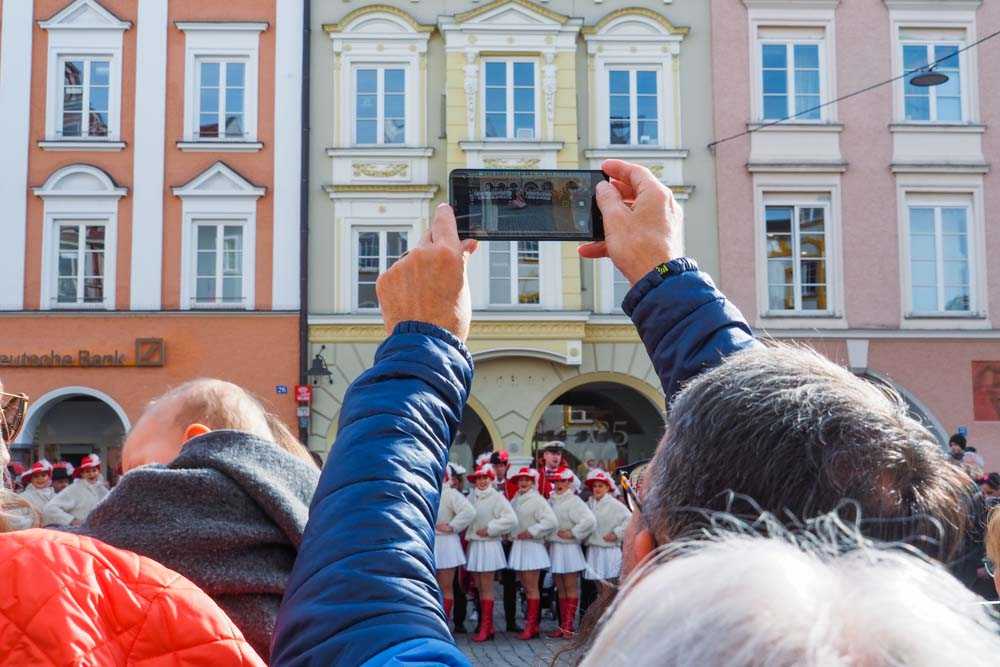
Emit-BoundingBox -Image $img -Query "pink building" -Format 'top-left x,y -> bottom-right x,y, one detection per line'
711,0 -> 1000,468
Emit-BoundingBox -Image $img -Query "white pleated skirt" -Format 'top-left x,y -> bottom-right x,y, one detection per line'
508,540 -> 551,571
434,532 -> 466,570
548,542 -> 587,574
584,545 -> 623,580
466,539 -> 507,572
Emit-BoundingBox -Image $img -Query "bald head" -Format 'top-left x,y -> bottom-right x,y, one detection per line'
122,379 -> 271,471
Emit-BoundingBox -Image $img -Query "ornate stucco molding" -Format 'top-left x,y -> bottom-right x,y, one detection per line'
482,157 -> 541,169
351,162 -> 409,178
542,52 -> 558,141
463,49 -> 479,140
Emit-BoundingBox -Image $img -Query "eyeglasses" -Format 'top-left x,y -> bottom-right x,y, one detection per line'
985,559 -> 996,578
618,458 -> 650,514
0,392 -> 28,443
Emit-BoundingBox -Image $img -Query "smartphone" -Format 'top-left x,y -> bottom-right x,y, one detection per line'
450,169 -> 608,241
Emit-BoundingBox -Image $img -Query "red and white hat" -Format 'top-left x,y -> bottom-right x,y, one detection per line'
467,463 -> 496,481
551,466 -> 575,483
475,452 -> 493,468
77,454 -> 101,471
28,460 -> 53,477
585,469 -> 614,488
507,465 -> 539,482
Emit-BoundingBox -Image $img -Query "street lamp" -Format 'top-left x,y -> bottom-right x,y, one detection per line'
307,345 -> 333,386
909,67 -> 949,88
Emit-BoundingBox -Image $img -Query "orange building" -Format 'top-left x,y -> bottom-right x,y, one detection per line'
0,0 -> 303,478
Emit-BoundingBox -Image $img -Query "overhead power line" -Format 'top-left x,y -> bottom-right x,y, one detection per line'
707,26 -> 1000,151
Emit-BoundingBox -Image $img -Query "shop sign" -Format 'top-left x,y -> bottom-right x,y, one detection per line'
295,385 -> 313,403
0,338 -> 165,369
276,385 -> 289,395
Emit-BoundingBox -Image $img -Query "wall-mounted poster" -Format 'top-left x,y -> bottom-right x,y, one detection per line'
972,361 -> 1000,421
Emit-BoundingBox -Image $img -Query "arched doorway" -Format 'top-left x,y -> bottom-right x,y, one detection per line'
864,372 -> 947,447
14,387 -> 130,484
530,380 -> 665,476
450,400 -> 500,474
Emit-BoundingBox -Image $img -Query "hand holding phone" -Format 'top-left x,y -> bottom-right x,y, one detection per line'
450,169 -> 608,242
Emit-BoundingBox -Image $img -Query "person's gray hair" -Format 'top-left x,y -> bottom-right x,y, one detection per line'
583,514 -> 1000,667
643,343 -> 973,560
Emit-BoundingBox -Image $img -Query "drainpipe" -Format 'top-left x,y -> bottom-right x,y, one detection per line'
298,0 -> 311,446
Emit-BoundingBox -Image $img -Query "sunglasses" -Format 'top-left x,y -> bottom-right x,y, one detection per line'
618,458 -> 650,514
0,392 -> 28,443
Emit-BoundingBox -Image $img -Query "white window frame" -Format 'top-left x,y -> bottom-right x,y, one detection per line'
598,260 -> 632,314
761,200 -> 831,314
899,40 -> 966,123
606,66 -> 662,147
488,240 -> 543,308
901,193 -> 981,318
351,226 -> 412,312
753,180 -> 845,327
190,220 -> 252,308
888,7 -> 979,125
54,55 -> 115,140
351,65 -> 407,146
193,56 -> 250,141
758,40 -> 826,122
481,58 -> 540,141
178,23 -> 265,145
47,217 -> 115,309
44,49 -> 123,143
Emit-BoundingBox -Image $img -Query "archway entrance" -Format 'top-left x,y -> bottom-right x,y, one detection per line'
14,387 -> 129,484
532,381 -> 665,475
449,405 -> 494,475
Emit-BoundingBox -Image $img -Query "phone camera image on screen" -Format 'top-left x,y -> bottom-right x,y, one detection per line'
450,169 -> 607,242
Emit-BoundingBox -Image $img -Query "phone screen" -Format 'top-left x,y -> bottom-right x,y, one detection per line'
450,169 -> 607,241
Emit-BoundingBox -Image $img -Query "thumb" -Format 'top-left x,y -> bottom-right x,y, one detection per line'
596,181 -> 628,227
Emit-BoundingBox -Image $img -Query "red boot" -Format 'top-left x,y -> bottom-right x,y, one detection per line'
517,598 -> 541,640
443,598 -> 453,627
546,599 -> 567,638
561,598 -> 579,638
472,600 -> 495,642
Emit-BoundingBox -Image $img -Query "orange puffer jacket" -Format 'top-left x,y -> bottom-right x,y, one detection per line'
0,529 -> 264,666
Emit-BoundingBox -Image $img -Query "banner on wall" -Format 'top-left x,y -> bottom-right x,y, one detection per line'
972,361 -> 1000,421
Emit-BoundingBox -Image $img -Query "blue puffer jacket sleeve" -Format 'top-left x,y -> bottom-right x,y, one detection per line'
623,258 -> 761,404
270,321 -> 473,667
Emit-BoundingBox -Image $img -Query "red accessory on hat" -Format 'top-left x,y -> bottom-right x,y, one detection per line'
507,466 -> 539,482
585,469 -> 614,488
467,464 -> 496,481
28,460 -> 53,477
551,466 -> 574,482
78,454 -> 101,471
490,450 -> 509,465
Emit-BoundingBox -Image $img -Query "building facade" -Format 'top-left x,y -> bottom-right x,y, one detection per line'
711,0 -> 1000,467
307,0 -> 717,470
0,0 -> 303,478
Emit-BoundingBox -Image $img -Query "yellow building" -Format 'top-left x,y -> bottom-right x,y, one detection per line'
307,0 -> 717,469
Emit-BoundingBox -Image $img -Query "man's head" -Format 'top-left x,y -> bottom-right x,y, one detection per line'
122,378 -> 272,471
490,450 -> 509,481
77,454 -> 101,484
949,433 -> 967,458
623,345 -> 973,579
541,442 -> 564,469
51,465 -> 71,492
584,526 -> 1000,667
980,472 -> 1000,498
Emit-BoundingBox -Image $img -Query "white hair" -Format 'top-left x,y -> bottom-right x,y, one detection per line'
582,516 -> 1000,667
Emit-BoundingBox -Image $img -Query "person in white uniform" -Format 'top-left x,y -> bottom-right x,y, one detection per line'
435,463 -> 476,627
581,469 -> 631,616
464,463 -> 517,643
506,466 -> 558,640
42,454 -> 108,527
546,466 -> 596,639
18,460 -> 54,514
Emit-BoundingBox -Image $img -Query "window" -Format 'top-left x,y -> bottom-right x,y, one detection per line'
55,222 -> 106,306
354,229 -> 409,310
354,68 -> 405,145
761,43 -> 821,121
484,60 -> 536,140
612,267 -> 630,307
489,241 -> 540,305
197,59 -> 247,140
609,69 -> 659,145
192,222 -> 246,306
58,57 -> 110,138
908,205 -> 970,313
903,43 -> 962,122
765,204 -> 828,312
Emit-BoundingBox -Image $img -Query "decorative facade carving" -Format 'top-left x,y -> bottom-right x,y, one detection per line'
351,161 -> 409,178
482,157 -> 542,169
463,50 -> 479,140
543,52 -> 558,141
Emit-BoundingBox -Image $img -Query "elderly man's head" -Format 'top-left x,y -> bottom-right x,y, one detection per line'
622,345 -> 973,577
122,378 -> 311,471
585,523 -> 1000,667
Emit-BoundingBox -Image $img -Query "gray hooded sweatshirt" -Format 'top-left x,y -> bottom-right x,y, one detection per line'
75,430 -> 319,661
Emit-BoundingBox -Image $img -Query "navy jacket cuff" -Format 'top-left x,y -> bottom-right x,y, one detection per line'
622,257 -> 701,316
391,321 -> 475,370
